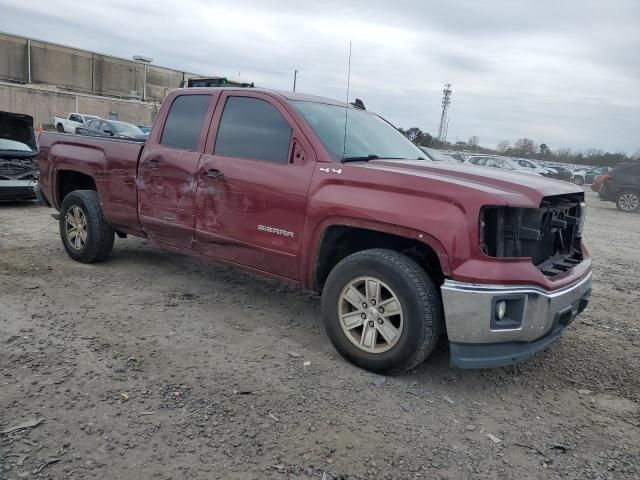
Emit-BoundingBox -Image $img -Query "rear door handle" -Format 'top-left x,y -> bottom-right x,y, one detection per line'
204,169 -> 224,180
143,159 -> 161,169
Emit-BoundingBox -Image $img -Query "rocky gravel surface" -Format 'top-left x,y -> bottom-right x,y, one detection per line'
1,191 -> 639,479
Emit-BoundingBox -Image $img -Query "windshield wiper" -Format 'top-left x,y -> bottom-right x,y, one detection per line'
341,154 -> 380,163
340,155 -> 422,163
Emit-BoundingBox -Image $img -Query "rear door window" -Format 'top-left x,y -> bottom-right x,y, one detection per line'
214,96 -> 292,164
160,95 -> 212,151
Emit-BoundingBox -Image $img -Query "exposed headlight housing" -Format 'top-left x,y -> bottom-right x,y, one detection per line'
479,194 -> 585,276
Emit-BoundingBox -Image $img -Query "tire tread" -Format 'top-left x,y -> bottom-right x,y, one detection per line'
322,248 -> 444,374
59,190 -> 114,263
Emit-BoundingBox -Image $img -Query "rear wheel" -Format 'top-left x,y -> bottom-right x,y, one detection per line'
56,123 -> 64,133
59,190 -> 114,262
616,190 -> 640,213
321,249 -> 443,375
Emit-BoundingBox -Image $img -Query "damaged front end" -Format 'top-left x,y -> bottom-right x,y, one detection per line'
480,193 -> 585,276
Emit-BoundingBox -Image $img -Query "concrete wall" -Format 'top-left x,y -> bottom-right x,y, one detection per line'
0,32 -> 199,100
0,34 -> 27,83
0,83 -> 160,129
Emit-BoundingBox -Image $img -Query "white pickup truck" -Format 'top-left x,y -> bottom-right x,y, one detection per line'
54,113 -> 100,133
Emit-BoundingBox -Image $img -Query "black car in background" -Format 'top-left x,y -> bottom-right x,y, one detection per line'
75,119 -> 148,141
547,165 -> 573,182
599,164 -> 640,212
0,111 -> 38,201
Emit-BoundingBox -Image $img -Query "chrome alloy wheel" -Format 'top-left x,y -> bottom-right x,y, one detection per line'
619,193 -> 639,211
65,206 -> 88,250
338,276 -> 404,353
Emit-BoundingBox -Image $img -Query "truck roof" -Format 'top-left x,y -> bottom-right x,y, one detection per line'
172,87 -> 351,108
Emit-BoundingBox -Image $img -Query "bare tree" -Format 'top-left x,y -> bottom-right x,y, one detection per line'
555,147 -> 572,162
496,140 -> 510,153
467,136 -> 480,151
512,138 -> 536,157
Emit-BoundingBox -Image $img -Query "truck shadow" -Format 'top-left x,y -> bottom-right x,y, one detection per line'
104,238 -> 628,398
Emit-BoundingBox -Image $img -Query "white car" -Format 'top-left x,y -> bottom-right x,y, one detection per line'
419,147 -> 457,163
53,113 -> 100,134
510,158 -> 556,175
464,156 -> 543,176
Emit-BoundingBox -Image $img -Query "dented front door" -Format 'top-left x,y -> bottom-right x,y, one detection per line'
194,92 -> 316,280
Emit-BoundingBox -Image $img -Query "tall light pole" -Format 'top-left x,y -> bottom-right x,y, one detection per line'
133,55 -> 153,101
437,83 -> 452,143
293,69 -> 298,92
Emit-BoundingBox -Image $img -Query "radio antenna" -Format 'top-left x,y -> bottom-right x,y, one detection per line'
342,41 -> 352,158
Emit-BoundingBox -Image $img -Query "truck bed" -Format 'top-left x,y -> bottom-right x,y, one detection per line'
37,132 -> 145,235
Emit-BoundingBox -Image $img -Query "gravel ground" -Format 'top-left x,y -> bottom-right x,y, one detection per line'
1,190 -> 639,480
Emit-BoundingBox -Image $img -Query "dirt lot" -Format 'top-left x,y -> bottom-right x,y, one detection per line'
1,190 -> 639,479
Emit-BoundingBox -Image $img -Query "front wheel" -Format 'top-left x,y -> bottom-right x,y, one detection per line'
616,190 -> 640,213
321,249 -> 443,375
59,190 -> 115,262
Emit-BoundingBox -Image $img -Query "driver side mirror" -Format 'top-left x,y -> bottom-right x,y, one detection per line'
103,129 -> 114,136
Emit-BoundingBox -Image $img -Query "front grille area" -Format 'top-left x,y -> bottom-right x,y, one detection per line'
0,160 -> 37,180
481,193 -> 585,277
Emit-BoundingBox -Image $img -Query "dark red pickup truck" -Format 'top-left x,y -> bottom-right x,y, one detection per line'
37,87 -> 592,373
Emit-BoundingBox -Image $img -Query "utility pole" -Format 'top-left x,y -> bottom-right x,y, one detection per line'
293,70 -> 298,92
437,83 -> 452,144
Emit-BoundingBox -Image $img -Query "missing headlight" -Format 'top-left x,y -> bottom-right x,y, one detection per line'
480,194 -> 585,276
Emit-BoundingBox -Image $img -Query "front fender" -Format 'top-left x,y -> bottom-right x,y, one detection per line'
299,176 -> 479,289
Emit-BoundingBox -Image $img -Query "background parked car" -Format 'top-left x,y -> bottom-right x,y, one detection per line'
591,174 -> 606,193
54,113 -> 100,133
419,147 -> 457,162
599,164 -> 640,212
75,119 -> 148,141
547,164 -> 573,181
573,166 -> 609,185
0,111 -> 38,201
464,155 -> 542,175
510,158 -> 555,176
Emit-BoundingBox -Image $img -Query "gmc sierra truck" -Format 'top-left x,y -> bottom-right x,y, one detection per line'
36,88 -> 592,374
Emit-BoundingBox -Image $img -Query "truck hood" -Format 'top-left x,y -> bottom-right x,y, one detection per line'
363,159 -> 583,207
0,111 -> 37,159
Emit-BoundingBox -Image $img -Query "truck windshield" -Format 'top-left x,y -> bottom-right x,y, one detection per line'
292,101 -> 425,162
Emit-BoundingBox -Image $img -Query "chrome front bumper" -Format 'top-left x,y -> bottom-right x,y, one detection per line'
441,273 -> 592,368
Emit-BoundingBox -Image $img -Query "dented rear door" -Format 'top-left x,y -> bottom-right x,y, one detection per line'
137,92 -> 219,248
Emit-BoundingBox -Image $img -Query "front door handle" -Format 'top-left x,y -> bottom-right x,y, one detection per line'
143,159 -> 161,169
204,169 -> 224,180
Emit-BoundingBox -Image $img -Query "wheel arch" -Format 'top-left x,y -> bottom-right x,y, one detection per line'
306,218 -> 451,292
55,169 -> 98,208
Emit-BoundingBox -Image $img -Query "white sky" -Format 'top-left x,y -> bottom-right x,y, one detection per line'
2,0 -> 639,153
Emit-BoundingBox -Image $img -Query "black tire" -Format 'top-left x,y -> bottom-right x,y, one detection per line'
574,176 -> 585,186
59,190 -> 114,263
56,123 -> 65,133
321,248 -> 444,375
616,190 -> 640,213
